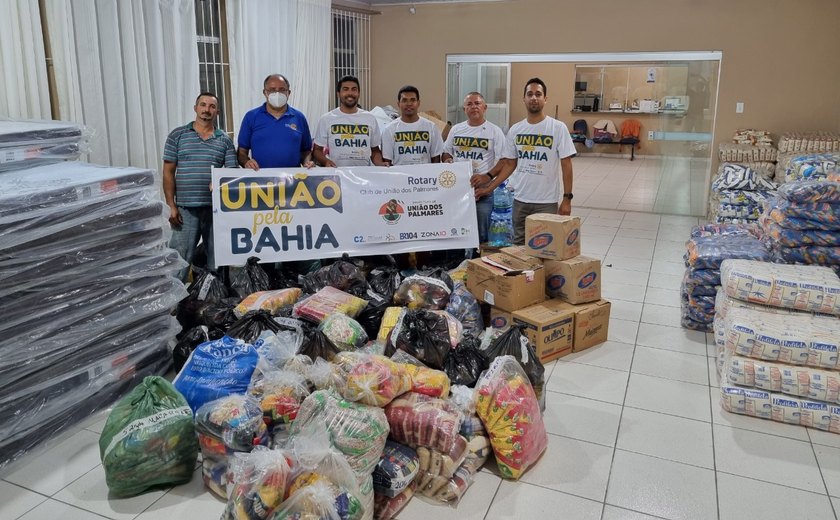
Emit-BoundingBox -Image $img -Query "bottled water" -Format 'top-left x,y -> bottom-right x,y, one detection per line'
488,182 -> 513,246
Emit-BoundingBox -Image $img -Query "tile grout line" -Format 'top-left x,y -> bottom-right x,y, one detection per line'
807,433 -> 840,519
480,476 -> 503,520
715,469 -> 836,498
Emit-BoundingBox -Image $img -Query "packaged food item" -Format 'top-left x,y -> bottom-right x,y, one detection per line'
372,441 -> 419,498
334,352 -> 412,407
222,446 -> 293,520
484,325 -> 546,409
320,313 -> 368,351
384,392 -> 462,454
475,356 -> 547,479
294,287 -> 369,323
393,273 -> 453,310
235,288 -> 303,318
249,369 -> 311,447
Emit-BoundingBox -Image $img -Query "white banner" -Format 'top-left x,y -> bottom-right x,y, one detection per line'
212,163 -> 478,266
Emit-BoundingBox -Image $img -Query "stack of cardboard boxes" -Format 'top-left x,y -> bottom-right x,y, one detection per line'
466,214 -> 612,363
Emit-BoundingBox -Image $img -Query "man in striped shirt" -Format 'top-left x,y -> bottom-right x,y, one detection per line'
163,91 -> 237,281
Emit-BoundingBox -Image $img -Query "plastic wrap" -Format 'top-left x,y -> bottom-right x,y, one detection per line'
720,385 -> 840,434
384,392 -> 462,454
685,234 -> 769,269
385,309 -> 451,370
722,353 -> 840,403
372,441 -> 419,498
301,255 -> 368,298
393,274 -> 452,310
308,358 -> 347,395
476,355 -> 548,479
711,164 -> 777,191
721,306 -> 839,368
762,221 -> 840,247
773,245 -> 840,267
294,287 -> 369,323
195,395 -> 269,498
270,480 -> 360,520
227,310 -> 288,344
290,390 -> 389,477
777,179 -> 840,204
413,435 -> 468,501
333,352 -> 411,407
444,282 -> 483,336
230,257 -> 273,299
355,292 -> 389,341
234,288 -> 303,318
367,261 -> 402,302
373,483 -> 415,520
397,361 -> 451,399
0,119 -> 88,166
173,335 -> 259,412
721,259 -> 840,314
484,325 -> 546,409
443,335 -> 488,388
320,313 -> 369,351
422,431 -> 490,505
222,446 -> 293,520
254,324 -> 305,374
715,190 -> 774,206
783,153 -> 840,182
766,207 -> 840,232
432,310 -> 464,348
690,223 -> 761,238
98,376 -> 196,497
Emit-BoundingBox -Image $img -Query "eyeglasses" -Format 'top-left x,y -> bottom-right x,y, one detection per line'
265,88 -> 289,94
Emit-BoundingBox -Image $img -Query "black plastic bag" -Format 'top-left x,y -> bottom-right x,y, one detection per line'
226,310 -> 283,343
195,297 -> 239,330
443,334 -> 487,387
367,257 -> 402,302
484,324 -> 545,406
301,253 -> 367,297
176,267 -> 229,330
355,291 -> 390,340
297,327 -> 341,362
173,325 -> 225,373
392,267 -> 455,310
229,257 -> 271,299
385,309 -> 450,370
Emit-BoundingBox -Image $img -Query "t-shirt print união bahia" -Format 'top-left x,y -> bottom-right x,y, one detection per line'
314,108 -> 382,167
381,117 -> 444,166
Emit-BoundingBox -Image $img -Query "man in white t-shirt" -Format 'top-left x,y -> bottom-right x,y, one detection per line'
442,92 -> 517,244
381,85 -> 444,166
502,78 -> 575,244
313,75 -> 385,167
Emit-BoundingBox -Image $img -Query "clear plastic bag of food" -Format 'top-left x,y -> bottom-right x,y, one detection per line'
249,370 -> 311,447
376,307 -> 405,343
320,312 -> 369,351
484,325 -> 545,409
222,446 -> 293,520
390,352 -> 450,399
475,355 -> 547,480
235,288 -> 303,318
195,394 -> 269,497
393,274 -> 453,310
334,351 -> 412,407
414,435 -> 468,500
308,357 -> 347,395
269,480 -> 360,520
372,441 -> 419,499
445,282 -> 483,336
374,483 -> 415,520
294,286 -> 369,323
289,390 -> 390,477
384,392 -> 462,454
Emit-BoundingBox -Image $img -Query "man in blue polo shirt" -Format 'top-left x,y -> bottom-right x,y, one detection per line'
237,74 -> 313,169
163,91 -> 237,281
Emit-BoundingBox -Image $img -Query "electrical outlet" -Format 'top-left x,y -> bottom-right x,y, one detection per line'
648,131 -> 655,140
736,102 -> 744,113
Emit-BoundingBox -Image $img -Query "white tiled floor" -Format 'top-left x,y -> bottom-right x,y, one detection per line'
3,210 -> 839,520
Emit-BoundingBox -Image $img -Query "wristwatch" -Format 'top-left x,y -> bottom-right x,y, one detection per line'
563,193 -> 574,200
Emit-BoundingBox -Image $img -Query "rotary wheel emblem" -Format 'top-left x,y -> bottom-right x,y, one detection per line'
438,171 -> 456,188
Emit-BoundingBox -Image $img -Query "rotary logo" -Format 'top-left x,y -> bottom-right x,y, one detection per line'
379,199 -> 404,224
438,171 -> 456,188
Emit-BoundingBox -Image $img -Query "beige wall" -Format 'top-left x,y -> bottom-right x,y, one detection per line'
370,0 -> 840,163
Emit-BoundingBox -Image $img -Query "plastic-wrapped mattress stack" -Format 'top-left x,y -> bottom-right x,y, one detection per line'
716,259 -> 840,434
708,163 -> 777,223
0,158 -> 187,471
759,179 -> 840,276
680,224 -> 767,332
0,119 -> 89,172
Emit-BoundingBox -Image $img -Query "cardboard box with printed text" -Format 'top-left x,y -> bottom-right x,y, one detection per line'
544,256 -> 602,303
512,301 -> 575,363
525,214 -> 581,260
549,299 -> 612,352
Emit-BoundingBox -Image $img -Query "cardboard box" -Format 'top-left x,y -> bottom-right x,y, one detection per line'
512,301 -> 575,362
550,299 -> 611,352
525,214 -> 581,260
500,245 -> 543,264
465,252 -> 546,312
489,306 -> 514,330
544,256 -> 602,303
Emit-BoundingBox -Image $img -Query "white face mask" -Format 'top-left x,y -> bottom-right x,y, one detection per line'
267,92 -> 287,109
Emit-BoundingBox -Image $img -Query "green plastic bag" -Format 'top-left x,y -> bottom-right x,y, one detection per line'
99,376 -> 198,496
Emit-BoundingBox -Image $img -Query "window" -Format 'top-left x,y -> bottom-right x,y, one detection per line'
331,8 -> 371,109
194,0 -> 233,135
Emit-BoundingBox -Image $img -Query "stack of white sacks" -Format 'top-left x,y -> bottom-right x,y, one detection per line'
715,259 -> 840,433
708,163 -> 777,223
0,119 -> 186,470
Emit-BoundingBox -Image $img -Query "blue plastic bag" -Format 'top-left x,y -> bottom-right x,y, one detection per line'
173,335 -> 259,412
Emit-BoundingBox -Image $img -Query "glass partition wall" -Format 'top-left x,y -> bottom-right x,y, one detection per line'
446,52 -> 721,217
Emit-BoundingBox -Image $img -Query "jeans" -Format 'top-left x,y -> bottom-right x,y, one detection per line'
475,195 -> 493,244
512,200 -> 559,245
168,205 -> 214,281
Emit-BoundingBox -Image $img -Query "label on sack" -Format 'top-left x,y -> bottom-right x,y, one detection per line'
102,406 -> 193,460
